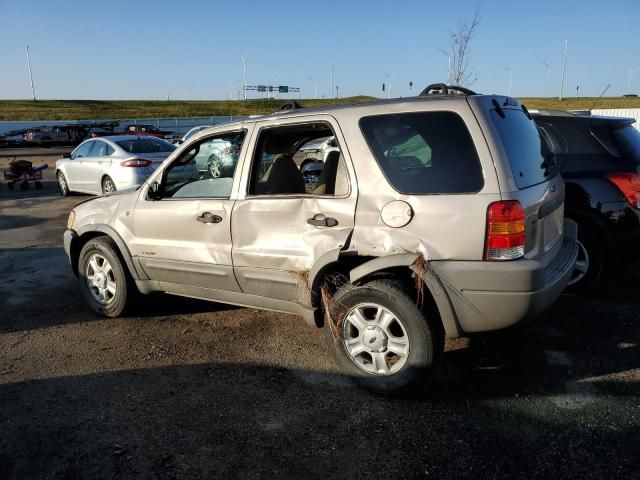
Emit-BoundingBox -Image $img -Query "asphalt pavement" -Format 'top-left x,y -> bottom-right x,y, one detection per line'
1,173 -> 639,479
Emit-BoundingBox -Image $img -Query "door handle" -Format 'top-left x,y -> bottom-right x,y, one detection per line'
197,212 -> 223,224
307,213 -> 338,227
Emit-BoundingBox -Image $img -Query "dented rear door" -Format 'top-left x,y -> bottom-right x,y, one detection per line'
231,115 -> 357,304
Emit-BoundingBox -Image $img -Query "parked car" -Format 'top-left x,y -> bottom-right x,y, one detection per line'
122,124 -> 177,142
55,136 -> 175,196
532,110 -> 640,289
24,125 -> 75,144
63,88 -> 578,392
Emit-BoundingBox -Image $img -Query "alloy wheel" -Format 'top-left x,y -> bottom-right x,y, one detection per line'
342,303 -> 410,375
568,240 -> 590,286
85,254 -> 117,305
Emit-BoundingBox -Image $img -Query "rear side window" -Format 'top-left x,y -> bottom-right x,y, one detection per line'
492,109 -> 555,189
116,138 -> 175,154
360,112 -> 483,194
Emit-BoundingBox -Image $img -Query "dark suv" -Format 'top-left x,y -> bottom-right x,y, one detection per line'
533,111 -> 640,288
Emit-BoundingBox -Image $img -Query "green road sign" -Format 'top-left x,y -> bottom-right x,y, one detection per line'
278,85 -> 289,93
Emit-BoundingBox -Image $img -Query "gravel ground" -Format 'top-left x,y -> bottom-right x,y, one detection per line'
1,173 -> 639,479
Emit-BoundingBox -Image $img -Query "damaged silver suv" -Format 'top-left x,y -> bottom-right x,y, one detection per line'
64,85 -> 578,392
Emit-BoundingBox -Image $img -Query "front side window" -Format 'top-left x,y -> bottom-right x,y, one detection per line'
159,131 -> 245,199
72,141 -> 94,159
360,111 -> 484,194
249,123 -> 349,196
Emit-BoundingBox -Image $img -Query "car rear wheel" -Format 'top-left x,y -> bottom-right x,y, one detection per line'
102,176 -> 116,194
568,221 -> 605,291
57,171 -> 70,196
323,279 -> 441,393
78,237 -> 133,317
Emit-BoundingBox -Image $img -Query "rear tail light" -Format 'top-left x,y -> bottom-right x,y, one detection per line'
605,172 -> 640,209
484,200 -> 526,261
120,158 -> 152,168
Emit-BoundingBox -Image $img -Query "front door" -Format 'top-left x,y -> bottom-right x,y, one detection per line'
65,140 -> 95,192
130,129 -> 249,293
231,117 -> 357,303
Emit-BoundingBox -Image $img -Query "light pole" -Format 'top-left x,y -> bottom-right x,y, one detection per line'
437,49 -> 451,84
383,72 -> 391,99
240,55 -> 248,101
306,76 -> 317,99
559,39 -> 568,100
25,45 -> 36,101
627,67 -> 639,95
542,61 -> 551,98
330,66 -> 335,99
497,66 -> 512,96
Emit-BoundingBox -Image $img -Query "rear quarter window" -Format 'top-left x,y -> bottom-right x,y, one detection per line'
492,109 -> 555,189
359,111 -> 484,194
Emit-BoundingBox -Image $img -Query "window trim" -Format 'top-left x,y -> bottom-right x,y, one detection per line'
358,110 -> 485,196
148,128 -> 247,201
245,121 -> 351,200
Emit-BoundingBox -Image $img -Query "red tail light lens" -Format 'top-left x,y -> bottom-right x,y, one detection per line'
485,200 -> 526,261
605,172 -> 640,209
120,158 -> 152,168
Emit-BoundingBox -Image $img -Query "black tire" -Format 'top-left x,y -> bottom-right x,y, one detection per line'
323,279 -> 442,394
78,236 -> 134,317
101,176 -> 116,194
8,182 -> 14,191
19,181 -> 28,191
57,171 -> 70,196
567,220 -> 605,292
35,181 -> 42,190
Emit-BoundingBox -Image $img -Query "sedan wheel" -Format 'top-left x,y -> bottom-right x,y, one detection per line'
102,176 -> 116,194
57,172 -> 70,196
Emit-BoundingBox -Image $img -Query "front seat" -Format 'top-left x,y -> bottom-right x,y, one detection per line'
256,135 -> 306,194
262,155 -> 306,194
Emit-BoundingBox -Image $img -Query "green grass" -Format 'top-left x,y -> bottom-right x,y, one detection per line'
0,96 -> 638,121
0,97 -> 375,121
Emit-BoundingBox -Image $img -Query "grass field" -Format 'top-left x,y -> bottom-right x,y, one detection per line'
0,96 -> 639,121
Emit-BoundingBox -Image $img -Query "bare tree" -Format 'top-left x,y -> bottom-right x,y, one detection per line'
447,7 -> 481,86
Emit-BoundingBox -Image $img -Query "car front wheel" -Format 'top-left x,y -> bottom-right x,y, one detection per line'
323,279 -> 442,393
78,237 -> 133,317
57,171 -> 70,196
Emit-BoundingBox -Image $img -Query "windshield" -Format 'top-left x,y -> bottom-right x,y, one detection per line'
491,108 -> 556,189
116,138 -> 175,154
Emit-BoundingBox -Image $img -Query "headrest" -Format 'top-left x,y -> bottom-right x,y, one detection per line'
263,135 -> 293,155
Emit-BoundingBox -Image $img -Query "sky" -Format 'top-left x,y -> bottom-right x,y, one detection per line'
0,0 -> 639,100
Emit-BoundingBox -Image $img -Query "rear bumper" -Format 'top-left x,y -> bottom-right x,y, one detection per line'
431,220 -> 579,334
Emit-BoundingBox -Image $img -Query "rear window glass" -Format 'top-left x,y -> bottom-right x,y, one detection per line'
116,138 -> 175,154
359,112 -> 484,194
612,125 -> 640,161
492,109 -> 555,189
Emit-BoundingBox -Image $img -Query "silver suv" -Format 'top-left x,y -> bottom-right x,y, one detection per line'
63,89 -> 578,392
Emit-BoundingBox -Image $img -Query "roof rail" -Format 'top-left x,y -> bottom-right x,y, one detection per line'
275,100 -> 304,113
418,83 -> 478,97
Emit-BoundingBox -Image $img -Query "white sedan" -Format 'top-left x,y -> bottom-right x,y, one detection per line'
55,136 -> 175,196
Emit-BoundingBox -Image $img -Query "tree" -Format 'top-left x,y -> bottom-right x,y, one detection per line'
447,7 -> 482,87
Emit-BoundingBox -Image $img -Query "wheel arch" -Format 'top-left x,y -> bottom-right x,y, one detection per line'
309,253 -> 462,338
71,225 -> 143,281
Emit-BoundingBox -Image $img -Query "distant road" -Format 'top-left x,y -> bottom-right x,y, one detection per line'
0,146 -> 72,162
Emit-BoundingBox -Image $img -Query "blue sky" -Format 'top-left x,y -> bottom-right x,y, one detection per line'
0,0 -> 639,100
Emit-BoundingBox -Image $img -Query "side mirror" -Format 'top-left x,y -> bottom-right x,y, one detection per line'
63,152 -> 71,159
147,181 -> 162,200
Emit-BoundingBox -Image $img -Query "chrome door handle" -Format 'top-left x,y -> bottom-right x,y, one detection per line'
197,212 -> 222,224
